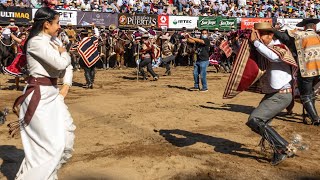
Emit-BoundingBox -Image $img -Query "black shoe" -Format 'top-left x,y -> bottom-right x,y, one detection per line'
89,84 -> 93,89
313,118 -> 320,126
154,75 -> 159,81
271,152 -> 287,166
164,70 -> 171,76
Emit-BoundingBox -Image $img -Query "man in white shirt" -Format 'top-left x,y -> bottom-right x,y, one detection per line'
246,22 -> 297,166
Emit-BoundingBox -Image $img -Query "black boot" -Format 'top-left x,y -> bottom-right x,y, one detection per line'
164,69 -> 171,76
301,95 -> 320,125
247,118 -> 291,165
140,70 -> 148,80
271,152 -> 287,166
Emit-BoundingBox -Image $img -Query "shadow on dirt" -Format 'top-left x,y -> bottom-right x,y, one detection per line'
0,145 -> 24,180
167,85 -> 190,91
158,129 -> 268,162
298,176 -> 320,180
199,102 -> 255,115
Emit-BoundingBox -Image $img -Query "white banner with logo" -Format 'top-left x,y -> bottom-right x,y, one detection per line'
276,18 -> 303,30
168,16 -> 199,29
32,9 -> 77,26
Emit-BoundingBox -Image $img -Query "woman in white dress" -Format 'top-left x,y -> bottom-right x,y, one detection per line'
10,7 -> 76,180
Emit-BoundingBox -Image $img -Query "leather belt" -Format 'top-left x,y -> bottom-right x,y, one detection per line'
279,88 -> 292,94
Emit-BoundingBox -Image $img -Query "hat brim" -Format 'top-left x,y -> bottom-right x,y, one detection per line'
256,28 -> 276,32
296,18 -> 320,27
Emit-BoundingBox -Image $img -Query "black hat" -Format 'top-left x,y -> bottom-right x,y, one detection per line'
296,18 -> 320,27
80,29 -> 89,35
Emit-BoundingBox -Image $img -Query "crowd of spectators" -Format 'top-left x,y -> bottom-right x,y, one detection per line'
1,0 -> 320,18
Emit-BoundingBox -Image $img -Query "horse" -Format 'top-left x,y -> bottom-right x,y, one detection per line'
113,30 -> 133,68
0,35 -> 15,72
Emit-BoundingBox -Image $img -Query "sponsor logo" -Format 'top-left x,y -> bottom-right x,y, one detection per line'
219,20 -> 235,26
199,19 -> 216,26
119,15 -> 127,25
0,11 -> 30,19
173,19 -> 192,25
160,16 -> 167,23
119,14 -> 157,26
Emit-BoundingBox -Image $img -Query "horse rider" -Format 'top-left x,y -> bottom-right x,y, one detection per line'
246,22 -> 298,165
108,24 -> 118,57
160,33 -> 175,76
64,23 -> 77,50
139,33 -> 159,81
78,30 -> 97,89
288,19 -> 320,125
148,24 -> 157,36
211,28 -> 222,41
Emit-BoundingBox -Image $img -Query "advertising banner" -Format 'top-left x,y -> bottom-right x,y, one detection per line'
32,9 -> 77,26
0,7 -> 32,24
217,17 -> 237,30
118,13 -> 157,28
168,16 -> 198,29
158,15 -> 169,28
198,16 -> 219,30
240,18 -> 272,29
77,12 -> 118,27
276,18 -> 303,30
198,16 -> 237,30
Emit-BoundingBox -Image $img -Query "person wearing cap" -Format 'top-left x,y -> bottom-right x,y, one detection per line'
246,22 -> 298,165
139,33 -> 159,81
3,32 -> 27,90
187,29 -> 211,92
286,18 -> 320,125
148,24 -> 156,36
6,18 -> 19,33
78,29 -> 96,89
133,32 -> 142,62
64,23 -> 76,47
160,32 -> 175,76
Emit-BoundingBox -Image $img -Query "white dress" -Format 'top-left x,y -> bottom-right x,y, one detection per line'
15,33 -> 76,180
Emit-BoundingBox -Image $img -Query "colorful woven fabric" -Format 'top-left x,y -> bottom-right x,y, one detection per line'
219,40 -> 233,58
289,30 -> 320,77
77,36 -> 100,68
223,39 -> 297,99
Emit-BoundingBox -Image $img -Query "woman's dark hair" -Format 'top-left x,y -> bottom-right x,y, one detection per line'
18,32 -> 26,38
24,7 -> 59,53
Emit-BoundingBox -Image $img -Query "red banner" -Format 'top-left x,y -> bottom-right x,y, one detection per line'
240,18 -> 272,30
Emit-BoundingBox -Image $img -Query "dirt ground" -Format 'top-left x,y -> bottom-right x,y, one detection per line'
0,66 -> 320,180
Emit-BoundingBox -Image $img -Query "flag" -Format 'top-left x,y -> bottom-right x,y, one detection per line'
77,36 -> 100,68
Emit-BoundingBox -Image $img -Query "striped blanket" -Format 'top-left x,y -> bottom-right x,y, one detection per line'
77,36 -> 100,68
223,39 -> 297,99
219,40 -> 233,58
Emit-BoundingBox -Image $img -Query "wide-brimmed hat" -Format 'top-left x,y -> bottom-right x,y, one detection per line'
296,18 -> 320,27
109,24 -> 116,31
160,34 -> 170,40
254,22 -> 276,32
67,23 -> 73,27
9,18 -> 15,22
80,29 -> 89,35
142,33 -> 149,38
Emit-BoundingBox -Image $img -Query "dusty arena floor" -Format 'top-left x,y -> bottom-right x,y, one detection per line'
0,66 -> 320,180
